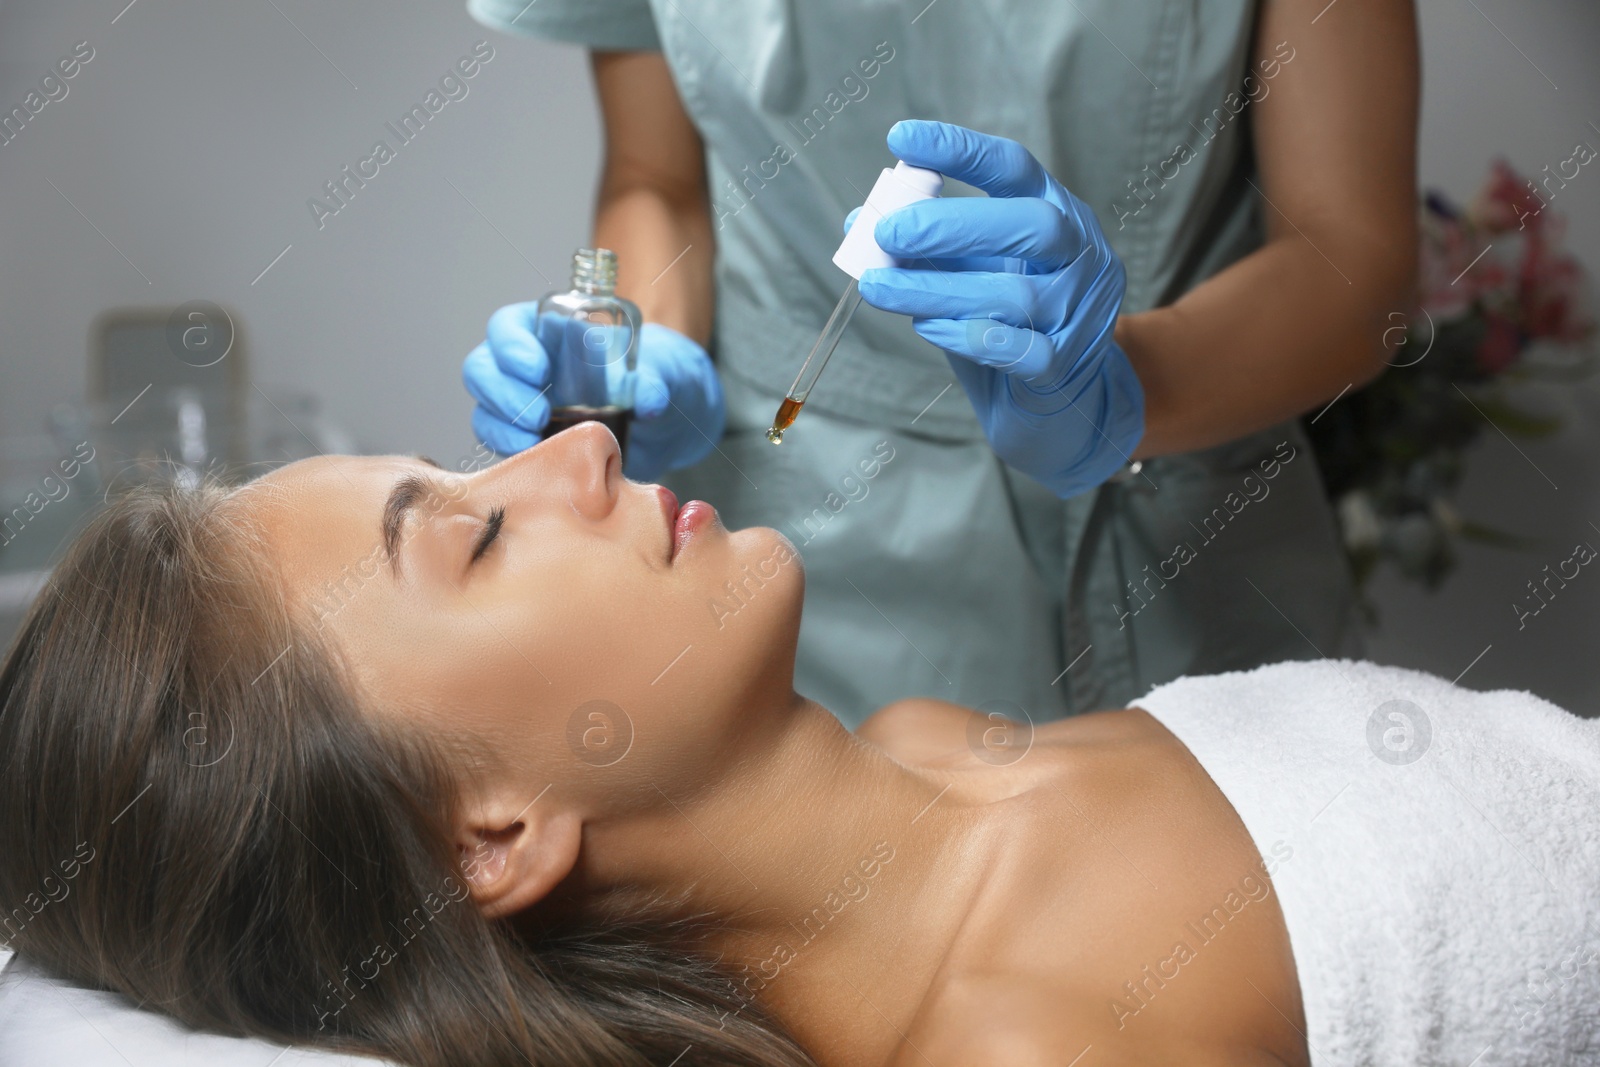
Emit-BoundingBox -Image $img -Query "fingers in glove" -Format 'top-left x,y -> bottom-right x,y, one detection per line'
887,120 -> 1050,200
484,302 -> 551,385
633,363 -> 672,420
472,404 -> 542,456
463,342 -> 552,430
621,439 -> 666,482
911,316 -> 1058,381
875,197 -> 1081,270
858,267 -> 1064,333
850,200 -> 1005,272
624,414 -> 716,480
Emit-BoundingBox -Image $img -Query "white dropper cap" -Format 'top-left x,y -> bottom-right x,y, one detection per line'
831,161 -> 945,280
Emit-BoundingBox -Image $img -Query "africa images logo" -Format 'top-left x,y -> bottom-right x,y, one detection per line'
307,42 -> 495,230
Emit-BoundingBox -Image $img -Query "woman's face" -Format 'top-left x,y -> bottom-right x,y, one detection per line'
235,423 -> 805,819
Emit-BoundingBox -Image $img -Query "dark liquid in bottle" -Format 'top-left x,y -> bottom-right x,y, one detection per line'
546,405 -> 631,456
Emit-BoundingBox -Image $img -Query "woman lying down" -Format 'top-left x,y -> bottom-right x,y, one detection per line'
1,422 -> 1595,1067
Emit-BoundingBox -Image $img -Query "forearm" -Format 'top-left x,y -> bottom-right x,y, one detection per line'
1122,0 -> 1419,460
1120,225 -> 1416,459
593,173 -> 715,347
587,50 -> 715,348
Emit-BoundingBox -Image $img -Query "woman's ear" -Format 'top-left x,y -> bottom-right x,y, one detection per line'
455,798 -> 583,919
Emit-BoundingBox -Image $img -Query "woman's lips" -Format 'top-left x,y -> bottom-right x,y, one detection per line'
654,485 -> 715,561
673,501 -> 716,560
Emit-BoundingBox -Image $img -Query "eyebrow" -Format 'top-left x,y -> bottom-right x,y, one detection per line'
381,455 -> 449,574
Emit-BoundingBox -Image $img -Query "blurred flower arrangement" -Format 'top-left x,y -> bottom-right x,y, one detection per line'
1305,158 -> 1596,601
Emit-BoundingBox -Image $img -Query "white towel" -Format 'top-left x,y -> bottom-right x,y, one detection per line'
1135,659 -> 1600,1067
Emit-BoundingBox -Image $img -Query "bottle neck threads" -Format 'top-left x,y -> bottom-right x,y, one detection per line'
571,248 -> 619,294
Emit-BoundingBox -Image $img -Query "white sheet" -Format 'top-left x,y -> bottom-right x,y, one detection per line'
0,949 -> 393,1065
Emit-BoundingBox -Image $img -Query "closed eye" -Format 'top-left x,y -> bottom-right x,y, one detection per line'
470,505 -> 506,564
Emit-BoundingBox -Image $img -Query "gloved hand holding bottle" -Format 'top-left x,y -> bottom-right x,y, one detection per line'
463,305 -> 725,482
853,119 -> 1145,498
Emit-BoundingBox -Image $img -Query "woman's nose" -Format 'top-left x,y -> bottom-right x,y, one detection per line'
489,420 -> 621,520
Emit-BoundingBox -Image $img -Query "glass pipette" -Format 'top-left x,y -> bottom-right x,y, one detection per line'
765,159 -> 943,444
765,279 -> 864,443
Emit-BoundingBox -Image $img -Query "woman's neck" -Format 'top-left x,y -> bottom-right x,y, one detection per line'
578,691 -> 1001,1055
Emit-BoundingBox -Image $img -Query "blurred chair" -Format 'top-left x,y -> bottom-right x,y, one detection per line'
0,304 -> 351,650
89,302 -> 249,482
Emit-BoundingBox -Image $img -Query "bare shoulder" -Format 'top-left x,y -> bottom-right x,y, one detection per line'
889,972 -> 1296,1067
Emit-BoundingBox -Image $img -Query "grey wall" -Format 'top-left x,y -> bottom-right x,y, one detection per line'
0,0 -> 1596,711
1362,0 -> 1600,715
0,0 -> 598,466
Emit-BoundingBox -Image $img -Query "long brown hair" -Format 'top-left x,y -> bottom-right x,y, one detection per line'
0,480 -> 814,1066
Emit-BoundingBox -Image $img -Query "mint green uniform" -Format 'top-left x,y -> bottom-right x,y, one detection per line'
470,0 -> 1362,727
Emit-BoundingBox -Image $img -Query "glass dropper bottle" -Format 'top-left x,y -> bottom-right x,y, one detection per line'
766,160 -> 944,444
536,248 -> 641,454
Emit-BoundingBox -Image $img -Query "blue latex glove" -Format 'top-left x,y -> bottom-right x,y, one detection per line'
854,120 -> 1144,498
463,305 -> 725,481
